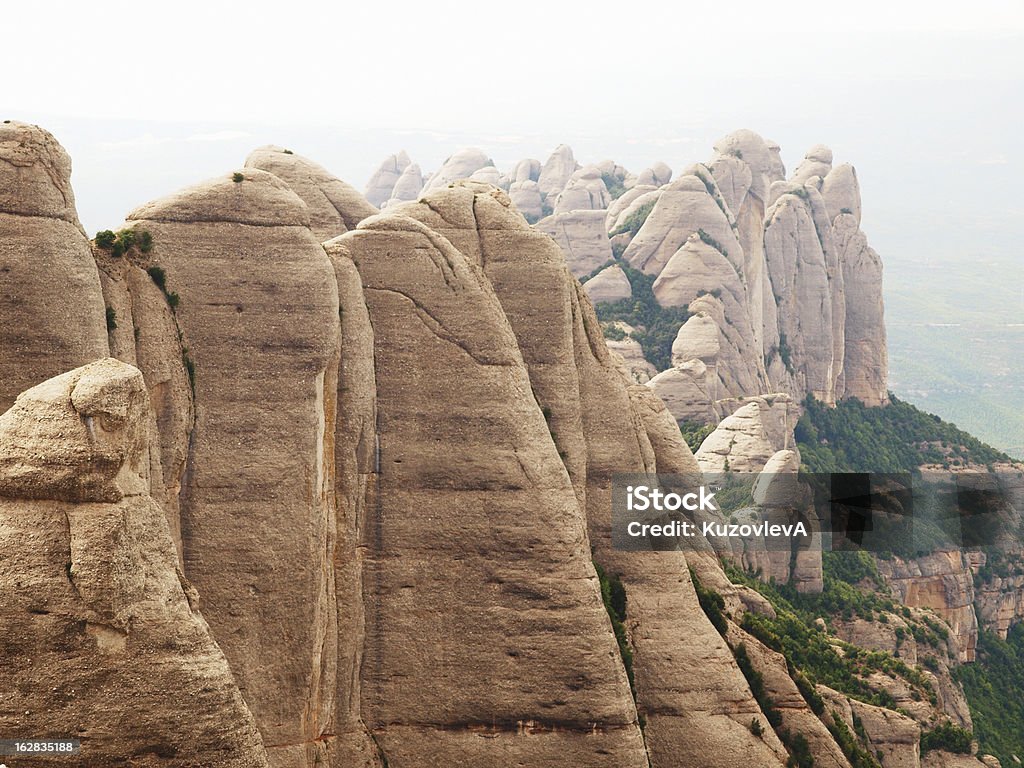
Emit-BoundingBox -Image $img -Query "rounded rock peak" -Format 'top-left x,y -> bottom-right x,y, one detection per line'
0,120 -> 80,224
127,168 -> 310,227
713,129 -> 770,160
804,144 -> 833,164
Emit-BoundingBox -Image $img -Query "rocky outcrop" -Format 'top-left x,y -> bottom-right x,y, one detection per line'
536,209 -> 614,277
695,401 -> 776,473
337,197 -> 649,768
386,161 -> 424,206
584,263 -> 631,304
124,169 -> 343,765
554,165 -> 611,213
421,147 -> 493,192
245,145 -> 377,239
877,551 -> 978,662
0,121 -> 109,414
364,151 -> 411,207
537,144 -> 579,199
0,359 -> 268,766
509,179 -> 543,221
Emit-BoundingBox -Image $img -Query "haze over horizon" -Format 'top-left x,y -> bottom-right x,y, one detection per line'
5,0 -> 1024,451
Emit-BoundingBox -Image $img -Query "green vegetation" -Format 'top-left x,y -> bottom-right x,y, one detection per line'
601,171 -> 627,200
105,305 -> 117,331
726,559 -> 937,710
283,149 -> 293,154
595,562 -> 634,697
146,265 -> 181,309
696,227 -> 728,257
232,172 -> 244,183
94,227 -> 153,257
919,721 -> 973,755
795,393 -> 1010,474
679,420 -> 715,452
690,568 -> 728,635
955,624 -> 1024,764
827,712 -> 882,768
602,324 -> 626,341
610,199 -> 656,238
592,261 -> 689,370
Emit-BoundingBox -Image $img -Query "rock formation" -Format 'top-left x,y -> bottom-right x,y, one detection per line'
0,121 -> 109,414
0,123 -> 1009,768
0,359 -> 268,766
245,145 -> 377,240
364,151 -> 411,207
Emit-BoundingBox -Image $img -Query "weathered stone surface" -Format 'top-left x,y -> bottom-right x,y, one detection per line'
422,147 -> 492,192
824,688 -> 921,768
791,144 -> 834,186
608,337 -> 657,383
834,213 -> 888,405
623,167 -> 742,276
726,626 -> 852,768
364,151 -> 411,207
634,161 -> 672,187
337,205 -> 649,768
0,359 -> 268,767
246,145 -> 377,240
695,402 -> 776,473
821,163 -> 862,226
126,169 -> 342,764
387,161 -> 424,205
764,184 -> 840,403
0,121 -> 109,414
606,185 -> 659,233
647,360 -> 716,424
554,165 -> 611,213
536,209 -> 614,277
511,158 -> 541,183
509,179 -> 543,221
584,263 -> 631,304
877,551 -> 979,662
537,144 -> 579,199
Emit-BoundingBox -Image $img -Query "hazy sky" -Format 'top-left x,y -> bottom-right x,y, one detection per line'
4,0 -> 1022,258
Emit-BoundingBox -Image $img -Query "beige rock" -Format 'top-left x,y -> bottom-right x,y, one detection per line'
834,213 -> 888,405
245,145 -> 377,240
634,161 -> 672,187
791,144 -> 834,186
126,168 -> 343,763
0,359 -> 268,766
511,157 -> 541,183
646,360 -> 716,424
606,184 -> 659,233
695,402 -> 776,473
0,121 -> 109,414
422,147 -> 492,192
537,144 -> 579,199
509,179 -> 543,221
364,151 -> 411,207
387,161 -> 424,204
338,206 -> 649,768
608,337 -> 658,383
877,551 -> 979,662
535,209 -> 614,277
468,164 -> 503,186
822,163 -> 862,226
584,263 -> 631,303
554,165 -> 611,212
623,167 -> 742,275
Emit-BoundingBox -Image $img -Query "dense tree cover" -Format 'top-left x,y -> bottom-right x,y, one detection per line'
955,624 -> 1024,765
795,394 -> 1010,474
589,261 -> 690,371
609,198 -> 656,238
726,560 -> 938,710
679,420 -> 715,452
594,562 -> 634,697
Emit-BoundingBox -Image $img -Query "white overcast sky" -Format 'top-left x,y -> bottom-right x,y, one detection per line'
3,0 -> 1022,264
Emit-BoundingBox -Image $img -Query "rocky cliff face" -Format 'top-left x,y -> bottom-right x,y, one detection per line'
0,123 -> 1007,768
